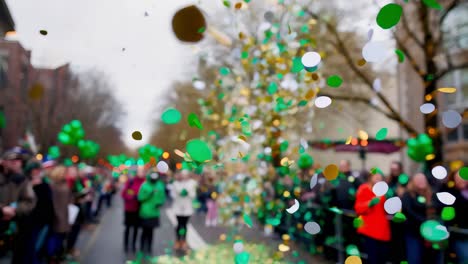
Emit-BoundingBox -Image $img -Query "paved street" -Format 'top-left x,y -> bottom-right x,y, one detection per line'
76,197 -> 328,264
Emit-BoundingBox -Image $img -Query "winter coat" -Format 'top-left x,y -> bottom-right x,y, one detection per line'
121,177 -> 145,212
171,179 -> 197,216
138,180 -> 166,219
0,172 -> 36,232
30,182 -> 54,227
50,181 -> 72,233
355,183 -> 391,241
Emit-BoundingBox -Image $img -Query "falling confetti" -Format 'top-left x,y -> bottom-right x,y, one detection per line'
157,161 -> 169,173
395,49 -> 405,62
441,207 -> 455,221
161,108 -> 182,124
436,192 -> 456,205
233,241 -> 244,253
243,213 -> 253,228
384,197 -> 402,214
323,164 -> 339,181
310,173 -> 318,189
373,78 -> 382,92
220,67 -> 231,76
304,221 -> 321,235
171,5 -> 206,42
376,3 -> 403,29
362,41 -> 386,62
376,128 -> 388,140
431,165 -> 447,180
420,103 -> 435,114
345,256 -> 362,264
132,131 -> 143,140
39,30 -> 48,36
460,167 -> 468,180
420,220 -> 449,242
315,96 -> 332,108
291,57 -> 304,73
188,113 -> 203,130
437,87 -> 457,93
393,212 -> 406,223
442,110 -> 462,128
326,75 -> 343,88
193,80 -> 206,90
422,0 -> 442,10
301,52 -> 321,68
186,139 -> 212,163
372,181 -> 389,196
286,199 -> 300,214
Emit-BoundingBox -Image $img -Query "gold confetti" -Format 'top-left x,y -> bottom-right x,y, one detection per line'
358,130 -> 368,140
174,149 -> 185,158
357,58 -> 366,66
437,87 -> 457,94
305,89 -> 316,100
345,136 -> 353,145
345,256 -> 362,264
324,164 -> 339,181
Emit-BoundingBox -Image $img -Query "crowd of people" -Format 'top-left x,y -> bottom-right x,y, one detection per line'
0,147 -> 117,264
256,159 -> 468,264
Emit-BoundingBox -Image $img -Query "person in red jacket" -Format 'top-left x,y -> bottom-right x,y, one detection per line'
121,167 -> 146,252
354,168 -> 390,264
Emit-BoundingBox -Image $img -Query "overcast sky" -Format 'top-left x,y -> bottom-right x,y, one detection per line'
6,0 -> 219,149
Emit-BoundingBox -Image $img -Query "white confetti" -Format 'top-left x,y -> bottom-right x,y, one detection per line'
442,110 -> 462,128
156,161 -> 169,173
384,197 -> 402,214
436,192 -> 456,205
233,242 -> 244,253
193,80 -> 206,90
286,199 -> 300,214
432,166 -> 447,180
304,221 -> 321,235
373,78 -> 382,92
362,41 -> 387,62
367,28 -> 374,41
315,96 -> 332,108
372,181 -> 389,196
420,103 -> 435,114
310,173 -> 318,189
301,52 -> 321,68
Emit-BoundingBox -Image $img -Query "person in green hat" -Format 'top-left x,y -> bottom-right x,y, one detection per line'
138,169 -> 166,254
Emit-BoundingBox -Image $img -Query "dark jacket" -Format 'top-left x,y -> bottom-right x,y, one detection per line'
441,185 -> 468,240
402,192 -> 440,238
30,182 -> 54,227
0,172 -> 36,232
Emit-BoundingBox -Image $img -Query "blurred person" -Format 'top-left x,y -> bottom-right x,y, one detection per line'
387,161 -> 407,264
22,160 -> 54,264
65,165 -> 89,259
138,169 -> 166,254
205,173 -> 218,227
441,170 -> 468,264
0,148 -> 36,263
48,165 -> 72,262
171,170 -> 197,251
402,173 -> 442,264
121,166 -> 145,252
354,168 -> 390,264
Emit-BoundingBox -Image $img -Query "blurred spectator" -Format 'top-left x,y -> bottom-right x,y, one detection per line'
22,159 -> 54,264
205,172 -> 219,227
138,169 -> 166,254
171,170 -> 197,251
354,168 -> 390,264
0,148 -> 36,263
48,166 -> 71,261
121,166 -> 145,252
402,173 -> 442,264
442,170 -> 468,263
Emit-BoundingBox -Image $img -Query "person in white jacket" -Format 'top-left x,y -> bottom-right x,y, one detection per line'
171,170 -> 197,251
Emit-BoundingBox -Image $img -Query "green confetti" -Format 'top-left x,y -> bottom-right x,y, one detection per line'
161,108 -> 182,124
243,213 -> 253,228
223,0 -> 231,8
244,0 -> 251,2
326,75 -> 343,88
186,139 -> 212,163
459,167 -> 468,180
267,82 -> 278,95
395,49 -> 405,63
298,100 -> 308,107
376,128 -> 388,140
241,51 -> 249,59
441,207 -> 455,221
291,57 -> 304,73
398,173 -> 409,185
376,3 -> 403,29
393,212 -> 406,223
0,110 -> 6,128
188,112 -> 203,130
219,67 -> 230,76
422,0 -> 442,9
346,244 -> 360,256
353,217 -> 364,228
197,27 -> 206,33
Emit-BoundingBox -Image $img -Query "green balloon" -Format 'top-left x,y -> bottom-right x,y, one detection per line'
420,220 -> 449,242
58,132 -> 71,145
70,119 -> 82,128
186,139 -> 212,163
161,108 -> 182,124
48,146 -> 60,159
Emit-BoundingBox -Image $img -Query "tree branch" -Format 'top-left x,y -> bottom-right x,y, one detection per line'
433,61 -> 468,83
440,0 -> 460,25
400,9 -> 424,48
393,33 -> 427,76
